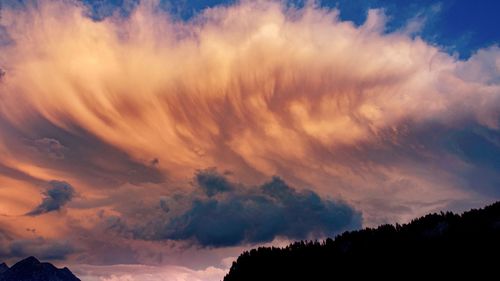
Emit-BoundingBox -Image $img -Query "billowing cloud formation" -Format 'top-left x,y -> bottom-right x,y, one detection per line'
0,0 -> 498,276
105,170 -> 360,247
153,171 -> 360,247
26,181 -> 75,216
1,0 -> 499,185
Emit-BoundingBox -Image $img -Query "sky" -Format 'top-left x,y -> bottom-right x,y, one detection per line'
0,0 -> 499,280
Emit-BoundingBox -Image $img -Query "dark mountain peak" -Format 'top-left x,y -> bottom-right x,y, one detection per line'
0,257 -> 80,281
0,263 -> 8,274
15,256 -> 40,267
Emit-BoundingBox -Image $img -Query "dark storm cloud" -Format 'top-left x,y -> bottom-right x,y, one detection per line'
127,170 -> 361,247
195,168 -> 234,197
26,181 -> 75,216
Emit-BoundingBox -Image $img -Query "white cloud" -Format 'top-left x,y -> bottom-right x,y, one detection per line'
75,264 -> 226,281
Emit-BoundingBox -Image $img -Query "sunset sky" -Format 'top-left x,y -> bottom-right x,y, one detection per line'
0,0 -> 499,280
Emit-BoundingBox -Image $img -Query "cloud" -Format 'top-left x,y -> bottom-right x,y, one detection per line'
2,1 -> 498,176
121,170 -> 361,247
0,236 -> 75,261
0,115 -> 166,189
0,162 -> 44,185
0,0 -> 498,270
195,168 -> 234,197
26,181 -> 76,216
74,263 -> 226,281
0,1 -> 497,206
456,46 -> 500,85
31,138 -> 67,160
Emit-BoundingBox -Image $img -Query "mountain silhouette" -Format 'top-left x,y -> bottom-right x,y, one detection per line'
224,201 -> 500,280
0,256 -> 80,281
0,263 -> 8,275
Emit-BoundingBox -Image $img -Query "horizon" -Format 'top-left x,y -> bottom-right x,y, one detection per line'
0,0 -> 499,280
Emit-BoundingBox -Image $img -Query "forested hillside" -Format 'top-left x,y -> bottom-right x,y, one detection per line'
224,202 -> 500,280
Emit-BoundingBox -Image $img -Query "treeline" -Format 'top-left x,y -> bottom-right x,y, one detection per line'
224,201 -> 500,280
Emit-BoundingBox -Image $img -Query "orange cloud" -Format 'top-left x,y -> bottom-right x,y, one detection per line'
0,0 -> 499,272
1,1 -> 497,181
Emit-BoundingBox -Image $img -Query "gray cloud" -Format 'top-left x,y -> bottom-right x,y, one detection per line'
31,138 -> 67,160
195,168 -> 234,197
123,170 -> 361,247
0,237 -> 75,261
26,181 -> 75,216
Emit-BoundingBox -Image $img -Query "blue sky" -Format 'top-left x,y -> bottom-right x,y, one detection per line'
81,0 -> 500,58
323,0 -> 500,58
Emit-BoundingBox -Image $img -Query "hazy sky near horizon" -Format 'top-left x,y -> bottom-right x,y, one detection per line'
0,0 -> 499,280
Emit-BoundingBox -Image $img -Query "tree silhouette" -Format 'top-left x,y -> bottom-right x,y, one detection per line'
224,201 -> 500,280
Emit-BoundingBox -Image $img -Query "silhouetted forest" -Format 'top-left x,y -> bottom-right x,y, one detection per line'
224,201 -> 500,280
